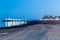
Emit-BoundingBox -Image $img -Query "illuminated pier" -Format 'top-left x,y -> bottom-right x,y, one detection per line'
2,18 -> 27,27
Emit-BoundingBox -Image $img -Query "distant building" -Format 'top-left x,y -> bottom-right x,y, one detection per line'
42,15 -> 53,19
40,16 -> 60,20
2,18 -> 27,27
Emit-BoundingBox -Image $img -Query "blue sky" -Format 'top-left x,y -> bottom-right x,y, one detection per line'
0,0 -> 60,27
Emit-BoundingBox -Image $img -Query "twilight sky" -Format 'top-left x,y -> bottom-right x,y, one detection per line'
0,0 -> 60,27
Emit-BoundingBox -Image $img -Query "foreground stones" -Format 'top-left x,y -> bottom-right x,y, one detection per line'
1,24 -> 60,40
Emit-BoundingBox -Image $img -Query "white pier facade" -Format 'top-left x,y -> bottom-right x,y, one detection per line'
2,18 -> 27,27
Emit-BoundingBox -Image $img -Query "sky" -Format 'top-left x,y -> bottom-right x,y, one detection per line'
0,0 -> 60,27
